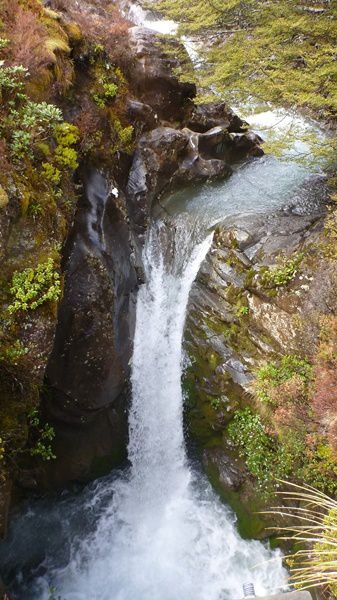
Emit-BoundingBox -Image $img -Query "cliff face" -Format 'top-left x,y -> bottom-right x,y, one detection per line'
0,0 -> 263,533
184,177 -> 337,537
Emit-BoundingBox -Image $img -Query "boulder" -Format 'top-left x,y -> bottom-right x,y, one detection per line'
42,169 -> 138,486
126,124 -> 262,241
128,26 -> 196,120
185,101 -> 248,133
203,446 -> 245,490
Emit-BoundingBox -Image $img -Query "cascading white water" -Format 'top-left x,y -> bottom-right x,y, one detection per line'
15,215 -> 287,600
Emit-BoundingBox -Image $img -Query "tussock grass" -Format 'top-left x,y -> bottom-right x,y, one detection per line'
265,480 -> 337,592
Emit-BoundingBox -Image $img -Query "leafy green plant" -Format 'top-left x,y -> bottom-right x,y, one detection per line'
93,80 -> 118,108
112,117 -> 134,153
261,253 -> 304,288
227,408 -> 286,488
0,340 -> 28,365
210,398 -> 221,410
254,355 -> 312,406
42,162 -> 61,185
7,258 -> 61,314
28,410 -> 56,461
236,305 -> 249,317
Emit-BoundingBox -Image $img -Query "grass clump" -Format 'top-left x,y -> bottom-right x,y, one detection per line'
267,481 -> 337,595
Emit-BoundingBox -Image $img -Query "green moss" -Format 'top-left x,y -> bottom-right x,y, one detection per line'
205,455 -> 267,539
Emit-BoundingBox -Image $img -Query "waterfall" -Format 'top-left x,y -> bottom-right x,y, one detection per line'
12,214 -> 286,600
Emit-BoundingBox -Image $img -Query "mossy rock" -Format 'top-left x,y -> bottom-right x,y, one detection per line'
204,450 -> 269,539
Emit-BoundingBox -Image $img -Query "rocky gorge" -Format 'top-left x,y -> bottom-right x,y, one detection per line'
0,0 -> 264,532
1,0 -> 337,597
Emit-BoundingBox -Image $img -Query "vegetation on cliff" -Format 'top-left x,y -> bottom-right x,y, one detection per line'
0,0 -> 135,521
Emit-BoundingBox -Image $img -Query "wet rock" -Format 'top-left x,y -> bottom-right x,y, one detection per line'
126,127 -> 190,237
203,446 -> 245,490
127,124 -> 262,242
185,101 -> 248,133
128,26 -> 196,120
185,197 -> 330,510
42,169 -> 138,486
230,131 -> 264,159
127,99 -> 158,133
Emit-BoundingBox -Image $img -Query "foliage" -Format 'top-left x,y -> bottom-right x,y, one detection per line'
322,210 -> 337,260
156,0 -> 337,121
28,409 -> 56,461
0,55 -> 78,185
228,408 -> 337,495
2,0 -> 51,76
312,316 -> 337,453
267,481 -> 337,593
112,117 -> 134,153
227,408 -> 288,489
0,340 -> 28,365
236,305 -> 249,317
260,253 -> 304,288
42,162 -> 61,184
93,81 -> 118,108
7,258 -> 61,314
298,442 -> 337,496
254,355 -> 312,406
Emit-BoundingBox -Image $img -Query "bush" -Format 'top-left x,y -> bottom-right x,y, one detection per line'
227,408 -> 337,494
254,355 -> 312,406
28,409 -> 56,461
227,408 -> 288,489
3,0 -> 50,76
261,253 -> 304,288
7,258 -> 61,314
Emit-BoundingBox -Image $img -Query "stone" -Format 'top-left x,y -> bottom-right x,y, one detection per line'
185,101 -> 248,133
203,446 -> 245,490
128,26 -> 196,120
42,169 -> 138,486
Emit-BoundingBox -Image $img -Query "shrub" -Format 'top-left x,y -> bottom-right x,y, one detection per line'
228,408 -> 337,494
227,408 -> 287,489
261,253 -> 304,288
4,2 -> 50,76
28,409 -> 56,461
93,81 -> 118,108
7,258 -> 61,314
254,355 -> 312,406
